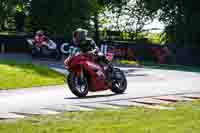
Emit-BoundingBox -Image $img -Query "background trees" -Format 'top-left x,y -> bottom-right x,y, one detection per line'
29,0 -> 93,38
0,0 -> 138,39
144,0 -> 200,47
0,0 -> 17,31
0,0 -> 29,31
1,0 -> 200,48
101,0 -> 156,40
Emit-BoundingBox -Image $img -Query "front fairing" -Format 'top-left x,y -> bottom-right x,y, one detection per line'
65,53 -> 110,92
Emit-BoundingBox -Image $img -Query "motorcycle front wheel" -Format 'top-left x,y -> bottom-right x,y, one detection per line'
67,72 -> 89,97
110,68 -> 127,94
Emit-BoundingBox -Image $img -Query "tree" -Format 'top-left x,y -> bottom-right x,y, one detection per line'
144,0 -> 200,47
123,0 -> 156,39
0,0 -> 130,38
100,0 -> 156,40
0,0 -> 30,31
89,0 -> 128,42
29,0 -> 94,38
0,0 -> 16,31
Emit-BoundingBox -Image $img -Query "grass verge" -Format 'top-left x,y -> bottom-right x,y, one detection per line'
0,60 -> 64,90
0,101 -> 200,133
114,60 -> 139,65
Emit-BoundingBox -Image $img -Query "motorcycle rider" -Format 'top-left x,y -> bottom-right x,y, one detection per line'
71,28 -> 110,67
33,30 -> 48,48
33,30 -> 57,50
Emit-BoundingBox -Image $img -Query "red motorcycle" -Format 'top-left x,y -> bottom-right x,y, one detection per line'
64,50 -> 127,97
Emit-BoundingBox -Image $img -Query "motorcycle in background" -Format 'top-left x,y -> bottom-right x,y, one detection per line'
26,37 -> 61,60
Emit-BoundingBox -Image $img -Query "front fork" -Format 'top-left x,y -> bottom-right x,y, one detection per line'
80,66 -> 84,80
65,66 -> 84,81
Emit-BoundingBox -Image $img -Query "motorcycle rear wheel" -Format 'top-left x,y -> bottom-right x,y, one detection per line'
41,46 -> 51,56
110,68 -> 127,94
67,72 -> 89,97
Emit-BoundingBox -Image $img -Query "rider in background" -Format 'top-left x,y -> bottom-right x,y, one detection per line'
33,30 -> 48,48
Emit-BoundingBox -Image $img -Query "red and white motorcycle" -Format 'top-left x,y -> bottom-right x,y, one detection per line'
27,37 -> 61,60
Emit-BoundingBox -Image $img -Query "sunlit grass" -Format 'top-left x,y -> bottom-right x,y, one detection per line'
1,101 -> 200,133
116,60 -> 138,65
0,60 -> 64,90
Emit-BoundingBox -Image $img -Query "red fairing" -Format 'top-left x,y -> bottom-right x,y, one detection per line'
84,61 -> 108,91
65,54 -> 88,76
64,53 -> 110,92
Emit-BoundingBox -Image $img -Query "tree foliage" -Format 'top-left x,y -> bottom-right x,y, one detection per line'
100,0 -> 156,40
145,0 -> 200,47
30,0 -> 94,38
89,0 -> 128,41
0,0 -> 16,30
0,0 -> 30,31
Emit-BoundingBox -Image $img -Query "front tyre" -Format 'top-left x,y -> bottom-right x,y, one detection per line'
67,72 -> 88,97
110,68 -> 127,94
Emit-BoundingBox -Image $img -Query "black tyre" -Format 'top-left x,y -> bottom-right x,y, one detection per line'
41,46 -> 51,56
31,48 -> 40,58
67,72 -> 88,97
54,49 -> 62,60
110,68 -> 127,94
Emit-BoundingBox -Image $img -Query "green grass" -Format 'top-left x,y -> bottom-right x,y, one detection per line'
140,32 -> 163,44
0,60 -> 64,90
1,101 -> 200,133
116,60 -> 138,65
0,32 -> 17,35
